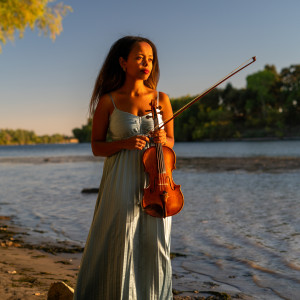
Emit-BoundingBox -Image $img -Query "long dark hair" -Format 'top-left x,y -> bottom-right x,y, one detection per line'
89,36 -> 160,116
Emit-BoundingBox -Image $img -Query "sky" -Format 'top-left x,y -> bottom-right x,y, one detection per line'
1,0 -> 300,136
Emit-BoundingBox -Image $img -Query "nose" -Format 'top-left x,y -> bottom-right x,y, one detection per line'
142,58 -> 148,67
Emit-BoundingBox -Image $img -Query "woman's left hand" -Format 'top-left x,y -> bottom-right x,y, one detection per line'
150,129 -> 167,145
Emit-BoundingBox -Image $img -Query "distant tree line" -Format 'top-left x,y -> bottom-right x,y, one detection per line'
0,129 -> 69,145
171,64 -> 300,141
72,64 -> 300,142
2,63 -> 298,145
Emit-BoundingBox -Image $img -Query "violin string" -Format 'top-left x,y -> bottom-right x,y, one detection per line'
153,100 -> 161,191
156,141 -> 162,191
158,143 -> 163,191
160,144 -> 167,190
152,99 -> 167,192
158,143 -> 166,191
155,143 -> 160,188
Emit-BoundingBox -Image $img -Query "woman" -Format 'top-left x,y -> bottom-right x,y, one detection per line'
74,36 -> 174,300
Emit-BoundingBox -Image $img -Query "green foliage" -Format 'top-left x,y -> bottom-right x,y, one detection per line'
0,128 -> 67,145
0,0 -> 72,52
280,65 -> 300,126
170,63 -> 300,141
72,118 -> 92,143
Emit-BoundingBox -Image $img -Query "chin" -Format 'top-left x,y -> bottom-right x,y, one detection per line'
141,74 -> 150,80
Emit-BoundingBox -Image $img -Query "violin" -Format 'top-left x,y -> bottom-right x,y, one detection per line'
142,99 -> 184,218
141,56 -> 256,218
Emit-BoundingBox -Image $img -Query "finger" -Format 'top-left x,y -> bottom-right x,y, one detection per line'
154,136 -> 166,144
138,135 -> 150,142
136,140 -> 146,150
153,130 -> 166,137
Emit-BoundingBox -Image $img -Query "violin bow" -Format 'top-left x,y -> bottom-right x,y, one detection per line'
156,56 -> 256,130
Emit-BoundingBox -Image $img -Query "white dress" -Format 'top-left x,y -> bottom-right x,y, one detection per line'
74,94 -> 172,300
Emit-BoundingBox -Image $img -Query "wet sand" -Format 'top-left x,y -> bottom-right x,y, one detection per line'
0,216 -> 81,300
176,156 -> 300,172
1,155 -> 300,173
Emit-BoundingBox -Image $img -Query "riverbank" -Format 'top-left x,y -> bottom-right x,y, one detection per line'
1,155 -> 300,173
0,216 -> 253,300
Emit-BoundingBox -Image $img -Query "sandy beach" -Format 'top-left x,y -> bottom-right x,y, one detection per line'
0,216 -> 81,300
1,215 -> 252,300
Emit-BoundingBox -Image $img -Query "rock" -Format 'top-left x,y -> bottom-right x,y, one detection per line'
47,281 -> 74,300
81,188 -> 99,194
6,240 -> 13,247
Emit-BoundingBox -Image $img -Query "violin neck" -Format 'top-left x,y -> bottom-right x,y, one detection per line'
155,142 -> 166,174
150,98 -> 166,175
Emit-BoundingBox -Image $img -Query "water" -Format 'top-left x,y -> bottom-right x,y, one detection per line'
171,170 -> 300,299
0,143 -> 93,158
174,140 -> 300,157
0,141 -> 300,299
1,139 -> 300,158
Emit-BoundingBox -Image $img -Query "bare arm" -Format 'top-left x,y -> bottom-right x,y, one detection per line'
150,92 -> 175,148
91,95 -> 150,157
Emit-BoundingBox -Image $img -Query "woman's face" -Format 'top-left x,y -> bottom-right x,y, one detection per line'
120,42 -> 153,80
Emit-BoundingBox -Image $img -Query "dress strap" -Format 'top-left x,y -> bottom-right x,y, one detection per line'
108,93 -> 116,108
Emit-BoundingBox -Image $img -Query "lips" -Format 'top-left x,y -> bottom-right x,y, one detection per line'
141,69 -> 150,74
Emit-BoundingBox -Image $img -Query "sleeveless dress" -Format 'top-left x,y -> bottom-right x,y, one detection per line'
74,94 -> 173,300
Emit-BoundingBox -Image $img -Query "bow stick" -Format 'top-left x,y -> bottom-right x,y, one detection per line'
155,56 -> 256,131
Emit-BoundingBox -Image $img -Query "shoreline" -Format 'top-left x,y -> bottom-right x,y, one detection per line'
1,216 -> 252,299
176,156 -> 300,172
1,155 -> 300,173
0,135 -> 300,147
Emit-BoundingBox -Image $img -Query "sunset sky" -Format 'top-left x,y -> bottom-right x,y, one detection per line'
1,0 -> 299,135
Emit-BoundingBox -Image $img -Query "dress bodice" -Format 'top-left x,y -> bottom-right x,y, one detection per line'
109,108 -> 154,141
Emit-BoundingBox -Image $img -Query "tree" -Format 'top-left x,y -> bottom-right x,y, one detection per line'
280,65 -> 300,92
280,65 -> 300,126
0,0 -> 72,52
246,65 -> 280,119
72,119 -> 92,143
221,83 -> 245,118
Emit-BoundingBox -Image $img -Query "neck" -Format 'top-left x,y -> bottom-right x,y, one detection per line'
120,77 -> 147,96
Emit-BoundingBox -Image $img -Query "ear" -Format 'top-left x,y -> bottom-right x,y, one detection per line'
119,57 -> 127,72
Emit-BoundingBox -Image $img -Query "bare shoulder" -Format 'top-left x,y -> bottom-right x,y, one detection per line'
158,91 -> 173,121
158,91 -> 170,101
158,91 -> 171,107
94,93 -> 114,116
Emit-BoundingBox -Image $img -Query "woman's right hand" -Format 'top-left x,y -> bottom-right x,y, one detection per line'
123,135 -> 150,151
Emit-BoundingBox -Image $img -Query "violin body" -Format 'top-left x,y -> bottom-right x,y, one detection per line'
142,98 -> 184,218
142,145 -> 184,218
